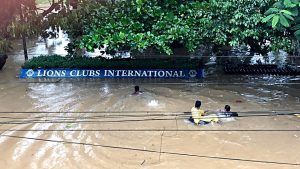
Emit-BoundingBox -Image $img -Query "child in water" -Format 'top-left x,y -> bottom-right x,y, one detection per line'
217,105 -> 238,117
190,100 -> 219,125
217,105 -> 238,122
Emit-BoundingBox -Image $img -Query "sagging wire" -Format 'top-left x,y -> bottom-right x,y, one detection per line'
0,112 -> 296,121
0,129 -> 299,132
159,128 -> 165,162
0,110 -> 297,114
0,134 -> 299,166
15,82 -> 300,85
0,112 -> 299,125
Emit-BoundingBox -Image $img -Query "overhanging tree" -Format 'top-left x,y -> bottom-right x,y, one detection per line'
0,0 -> 39,60
62,0 -> 282,56
0,0 -> 81,60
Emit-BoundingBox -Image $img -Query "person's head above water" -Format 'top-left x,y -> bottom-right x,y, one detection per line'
195,100 -> 201,109
134,86 -> 140,93
225,105 -> 231,112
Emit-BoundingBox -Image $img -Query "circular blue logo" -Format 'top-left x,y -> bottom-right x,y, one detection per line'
26,69 -> 34,77
189,70 -> 197,78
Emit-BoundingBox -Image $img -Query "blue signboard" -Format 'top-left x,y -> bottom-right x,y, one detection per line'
20,68 -> 204,78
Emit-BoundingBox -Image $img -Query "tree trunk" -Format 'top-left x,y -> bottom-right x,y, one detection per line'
22,36 -> 28,61
43,0 -> 64,16
19,3 -> 28,61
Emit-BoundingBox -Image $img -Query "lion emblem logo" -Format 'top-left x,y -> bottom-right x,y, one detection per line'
189,70 -> 197,78
26,69 -> 34,77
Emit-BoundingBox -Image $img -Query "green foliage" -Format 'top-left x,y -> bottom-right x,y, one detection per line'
263,0 -> 300,39
2,0 -> 294,56
207,0 -> 274,54
0,0 -> 80,54
22,55 -> 202,69
0,0 -> 40,39
56,0 -> 278,55
0,0 -> 43,54
0,39 -> 13,53
75,0 -> 202,55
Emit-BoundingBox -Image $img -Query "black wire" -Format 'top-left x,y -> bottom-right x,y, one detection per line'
0,113 -> 223,121
0,110 -> 297,114
0,134 -> 299,166
16,82 -> 300,85
0,129 -> 300,132
0,117 -> 180,124
0,114 -> 187,120
0,112 -> 299,125
0,113 -> 295,123
0,111 -> 183,114
0,114 -> 298,125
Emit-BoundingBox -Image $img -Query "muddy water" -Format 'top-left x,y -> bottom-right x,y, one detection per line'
0,39 -> 300,169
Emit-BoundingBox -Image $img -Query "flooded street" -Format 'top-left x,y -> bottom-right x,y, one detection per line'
0,38 -> 300,169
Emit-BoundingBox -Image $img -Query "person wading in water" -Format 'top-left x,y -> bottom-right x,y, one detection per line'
132,85 -> 143,95
189,100 -> 219,125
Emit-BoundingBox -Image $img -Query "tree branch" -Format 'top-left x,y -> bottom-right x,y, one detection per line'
42,0 -> 63,17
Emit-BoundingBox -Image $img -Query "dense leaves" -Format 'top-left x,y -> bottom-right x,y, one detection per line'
0,0 -> 79,54
56,0 -> 287,56
0,0 -> 39,53
22,55 -> 202,69
207,0 -> 275,55
262,0 -> 300,52
1,0 -> 297,57
0,0 -> 41,38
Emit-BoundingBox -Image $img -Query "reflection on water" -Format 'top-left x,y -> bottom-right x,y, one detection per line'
28,83 -> 79,112
12,123 -> 53,160
11,31 -> 68,64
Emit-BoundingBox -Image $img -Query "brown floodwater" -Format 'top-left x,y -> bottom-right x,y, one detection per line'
0,38 -> 300,169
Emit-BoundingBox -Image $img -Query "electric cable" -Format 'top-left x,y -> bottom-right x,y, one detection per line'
16,82 -> 300,85
0,113 -> 295,123
0,134 -> 299,166
0,129 -> 299,132
0,112 -> 299,125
